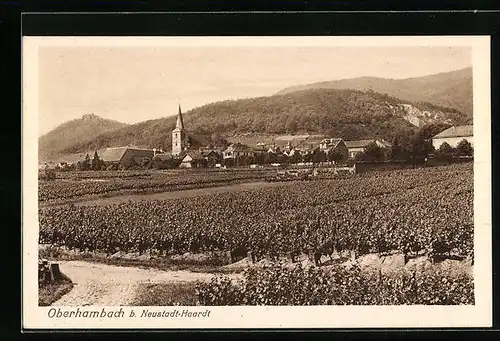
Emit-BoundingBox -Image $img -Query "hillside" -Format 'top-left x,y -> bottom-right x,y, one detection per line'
39,114 -> 128,162
276,67 -> 473,116
45,88 -> 469,161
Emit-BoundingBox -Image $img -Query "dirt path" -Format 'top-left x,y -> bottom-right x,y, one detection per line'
52,261 -> 241,306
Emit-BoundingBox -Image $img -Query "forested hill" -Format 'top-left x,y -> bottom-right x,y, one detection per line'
39,114 -> 129,162
42,88 -> 470,161
277,67 -> 473,116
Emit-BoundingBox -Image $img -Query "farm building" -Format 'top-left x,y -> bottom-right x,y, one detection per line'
345,139 -> 391,159
318,138 -> 349,160
97,147 -> 154,168
253,143 -> 269,155
432,125 -> 473,150
179,151 -> 207,168
201,149 -> 222,167
223,143 -> 256,159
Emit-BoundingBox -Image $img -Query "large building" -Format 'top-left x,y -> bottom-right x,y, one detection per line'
97,147 -> 154,168
345,139 -> 392,159
432,125 -> 473,150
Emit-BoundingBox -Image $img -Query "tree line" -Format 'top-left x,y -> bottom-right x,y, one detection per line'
41,122 -> 473,177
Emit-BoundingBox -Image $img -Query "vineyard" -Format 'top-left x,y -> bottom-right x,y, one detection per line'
39,163 -> 473,261
196,263 -> 473,305
39,169 -> 275,204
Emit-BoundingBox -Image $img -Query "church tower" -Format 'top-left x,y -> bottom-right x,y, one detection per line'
172,104 -> 185,156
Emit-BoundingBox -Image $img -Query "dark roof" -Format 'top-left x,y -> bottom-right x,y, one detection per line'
174,104 -> 184,131
97,147 -> 153,163
183,150 -> 205,160
177,150 -> 188,159
433,125 -> 473,139
97,147 -> 129,162
201,150 -> 220,157
320,138 -> 344,148
47,152 -> 88,164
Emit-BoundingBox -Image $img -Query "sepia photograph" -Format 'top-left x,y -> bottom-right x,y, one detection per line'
22,36 -> 491,329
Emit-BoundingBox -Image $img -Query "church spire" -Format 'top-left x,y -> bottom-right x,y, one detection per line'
175,103 -> 184,130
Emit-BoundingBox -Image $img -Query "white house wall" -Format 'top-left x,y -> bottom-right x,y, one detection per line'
432,136 -> 473,150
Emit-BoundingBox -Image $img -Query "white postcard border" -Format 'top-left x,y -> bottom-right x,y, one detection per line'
22,36 -> 492,329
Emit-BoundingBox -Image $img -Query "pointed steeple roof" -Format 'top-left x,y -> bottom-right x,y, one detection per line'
175,103 -> 184,130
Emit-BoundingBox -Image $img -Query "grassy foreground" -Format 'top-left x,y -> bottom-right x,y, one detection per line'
38,274 -> 74,306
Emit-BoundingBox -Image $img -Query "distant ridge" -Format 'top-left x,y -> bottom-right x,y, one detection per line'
39,114 -> 128,163
40,86 -> 470,163
276,67 -> 472,116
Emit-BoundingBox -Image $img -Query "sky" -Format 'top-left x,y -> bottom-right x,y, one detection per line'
38,45 -> 471,136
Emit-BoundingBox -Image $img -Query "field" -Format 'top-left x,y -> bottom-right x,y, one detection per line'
39,169 -> 276,205
39,163 -> 474,305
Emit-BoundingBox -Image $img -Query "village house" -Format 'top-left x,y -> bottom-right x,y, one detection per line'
223,143 -> 255,159
201,149 -> 223,167
318,138 -> 349,160
431,125 -> 473,150
152,153 -> 179,169
345,139 -> 391,159
97,146 -> 154,168
179,150 -> 207,168
252,143 -> 269,156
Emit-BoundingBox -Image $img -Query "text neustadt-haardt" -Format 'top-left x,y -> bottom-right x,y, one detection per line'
140,309 -> 211,318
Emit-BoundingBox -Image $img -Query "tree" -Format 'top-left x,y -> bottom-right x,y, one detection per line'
44,169 -> 56,181
327,149 -> 345,164
438,142 -> 454,155
436,142 -> 455,162
254,153 -> 265,165
277,153 -> 289,164
210,133 -> 229,148
355,142 -> 385,162
409,134 -> 434,161
91,151 -> 104,170
289,151 -> 303,164
411,123 -> 452,161
456,139 -> 473,157
285,119 -> 298,133
77,154 -> 91,171
312,149 -> 326,164
389,135 -> 414,162
417,122 -> 452,141
265,152 -> 278,164
302,152 -> 313,163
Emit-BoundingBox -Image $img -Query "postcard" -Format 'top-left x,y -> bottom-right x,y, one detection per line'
22,35 -> 491,329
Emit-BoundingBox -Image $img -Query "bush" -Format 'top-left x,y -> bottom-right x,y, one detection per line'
196,264 -> 474,305
456,139 -> 473,157
44,169 -> 56,181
